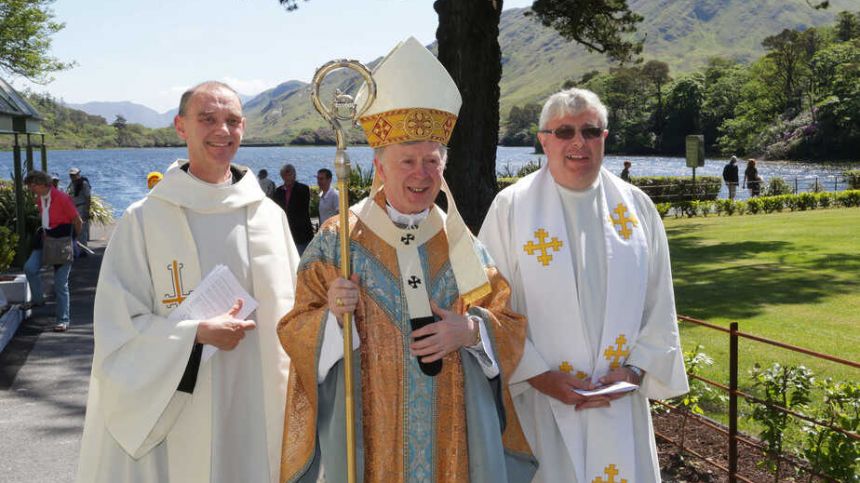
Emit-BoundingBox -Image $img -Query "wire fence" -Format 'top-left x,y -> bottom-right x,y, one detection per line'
656,316 -> 859,483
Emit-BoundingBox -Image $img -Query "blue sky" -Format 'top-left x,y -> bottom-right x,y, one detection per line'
11,0 -> 534,113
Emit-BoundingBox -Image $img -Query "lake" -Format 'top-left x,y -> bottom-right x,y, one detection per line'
1,146 -> 856,217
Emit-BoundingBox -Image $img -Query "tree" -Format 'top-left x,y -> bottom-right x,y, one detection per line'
641,60 -> 671,152
0,0 -> 73,81
278,0 -> 643,228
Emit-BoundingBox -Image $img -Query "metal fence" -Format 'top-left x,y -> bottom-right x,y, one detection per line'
655,316 -> 859,483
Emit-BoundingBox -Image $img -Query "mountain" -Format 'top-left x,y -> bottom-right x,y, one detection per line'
65,101 -> 175,128
235,0 -> 855,142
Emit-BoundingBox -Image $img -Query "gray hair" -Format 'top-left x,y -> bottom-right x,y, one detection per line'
373,142 -> 448,167
539,88 -> 609,130
178,81 -> 240,116
280,164 -> 296,176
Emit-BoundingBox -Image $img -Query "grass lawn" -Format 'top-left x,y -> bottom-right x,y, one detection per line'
664,208 -> 860,440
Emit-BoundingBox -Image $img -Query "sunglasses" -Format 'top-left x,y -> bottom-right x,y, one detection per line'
538,125 -> 604,140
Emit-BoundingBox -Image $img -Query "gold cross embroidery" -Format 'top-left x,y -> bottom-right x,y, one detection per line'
609,203 -> 638,240
603,334 -> 630,370
161,260 -> 191,308
523,228 -> 563,267
559,361 -> 588,380
592,464 -> 627,483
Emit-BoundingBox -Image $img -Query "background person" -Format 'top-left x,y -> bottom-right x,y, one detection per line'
620,160 -> 632,182
146,171 -> 163,190
23,170 -> 82,332
66,167 -> 91,247
273,163 -> 314,254
723,156 -> 739,200
315,167 -> 338,227
479,87 -> 688,483
743,158 -> 762,197
257,168 -> 276,197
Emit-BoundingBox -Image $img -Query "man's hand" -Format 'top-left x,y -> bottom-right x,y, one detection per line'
328,274 -> 360,326
596,366 -> 643,401
409,302 -> 477,364
527,370 -> 611,409
195,299 -> 256,351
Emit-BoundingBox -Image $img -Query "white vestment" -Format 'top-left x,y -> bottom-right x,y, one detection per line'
76,160 -> 300,483
479,166 -> 688,483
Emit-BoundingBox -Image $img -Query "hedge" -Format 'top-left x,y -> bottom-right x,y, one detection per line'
655,190 -> 860,219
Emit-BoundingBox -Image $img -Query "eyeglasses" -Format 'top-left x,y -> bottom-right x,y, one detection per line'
538,125 -> 604,140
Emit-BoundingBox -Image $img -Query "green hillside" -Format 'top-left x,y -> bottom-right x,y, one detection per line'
239,0 -> 855,142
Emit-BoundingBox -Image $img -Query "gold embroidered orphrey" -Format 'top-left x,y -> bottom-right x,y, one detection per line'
592,463 -> 627,483
161,259 -> 191,308
523,228 -> 563,267
559,360 -> 588,380
603,334 -> 630,370
608,202 -> 639,240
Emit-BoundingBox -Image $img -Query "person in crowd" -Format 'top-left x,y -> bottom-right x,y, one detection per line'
67,167 -> 91,247
278,37 -> 537,483
51,172 -> 60,188
743,158 -> 762,197
23,170 -> 82,332
723,156 -> 740,200
76,81 -> 299,483
315,167 -> 339,227
146,171 -> 163,190
273,163 -> 314,254
620,160 -> 632,182
479,87 -> 689,483
258,168 -> 276,197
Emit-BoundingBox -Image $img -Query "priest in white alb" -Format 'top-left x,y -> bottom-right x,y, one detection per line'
76,81 -> 300,483
478,88 -> 689,483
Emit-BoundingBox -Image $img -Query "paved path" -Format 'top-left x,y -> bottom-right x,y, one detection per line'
0,225 -> 111,483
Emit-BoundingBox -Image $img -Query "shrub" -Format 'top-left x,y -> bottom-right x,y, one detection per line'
716,199 -> 742,216
633,176 -> 721,203
0,226 -> 18,272
815,192 -> 834,209
764,177 -> 793,196
844,170 -> 860,190
746,197 -> 764,214
836,190 -> 860,208
796,192 -> 817,211
655,202 -> 671,219
801,379 -> 860,483
517,160 -> 542,177
89,195 -> 114,226
761,195 -> 787,214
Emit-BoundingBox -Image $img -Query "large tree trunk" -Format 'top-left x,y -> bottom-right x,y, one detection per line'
434,0 -> 503,232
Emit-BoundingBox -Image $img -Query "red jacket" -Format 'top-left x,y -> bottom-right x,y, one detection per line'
36,186 -> 79,228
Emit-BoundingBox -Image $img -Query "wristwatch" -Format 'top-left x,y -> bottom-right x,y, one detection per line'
624,364 -> 643,382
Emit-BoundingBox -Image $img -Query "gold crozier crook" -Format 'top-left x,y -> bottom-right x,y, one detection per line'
310,60 -> 375,483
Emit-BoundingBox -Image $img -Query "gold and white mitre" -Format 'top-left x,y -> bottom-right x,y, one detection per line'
353,37 -> 490,306
355,36 -> 461,148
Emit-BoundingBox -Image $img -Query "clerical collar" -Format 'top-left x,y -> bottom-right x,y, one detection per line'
385,204 -> 429,228
555,176 -> 601,198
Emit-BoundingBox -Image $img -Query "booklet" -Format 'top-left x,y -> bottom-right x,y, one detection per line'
573,381 -> 639,397
168,264 -> 258,362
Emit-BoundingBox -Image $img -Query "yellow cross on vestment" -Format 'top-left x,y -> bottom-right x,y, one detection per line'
592,463 -> 627,483
523,228 -> 563,267
608,203 -> 638,240
603,334 -> 630,369
161,260 -> 191,308
559,361 -> 588,380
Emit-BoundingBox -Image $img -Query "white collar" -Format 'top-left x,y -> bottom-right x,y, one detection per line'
385,204 -> 429,228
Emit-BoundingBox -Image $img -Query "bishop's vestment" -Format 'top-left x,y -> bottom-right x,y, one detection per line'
278,192 -> 537,483
76,161 -> 299,483
479,166 -> 689,483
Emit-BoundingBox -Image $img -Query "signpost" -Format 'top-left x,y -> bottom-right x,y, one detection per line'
685,135 -> 705,183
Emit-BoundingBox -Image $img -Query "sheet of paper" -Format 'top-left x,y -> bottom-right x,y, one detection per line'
573,381 -> 639,397
168,265 -> 258,362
